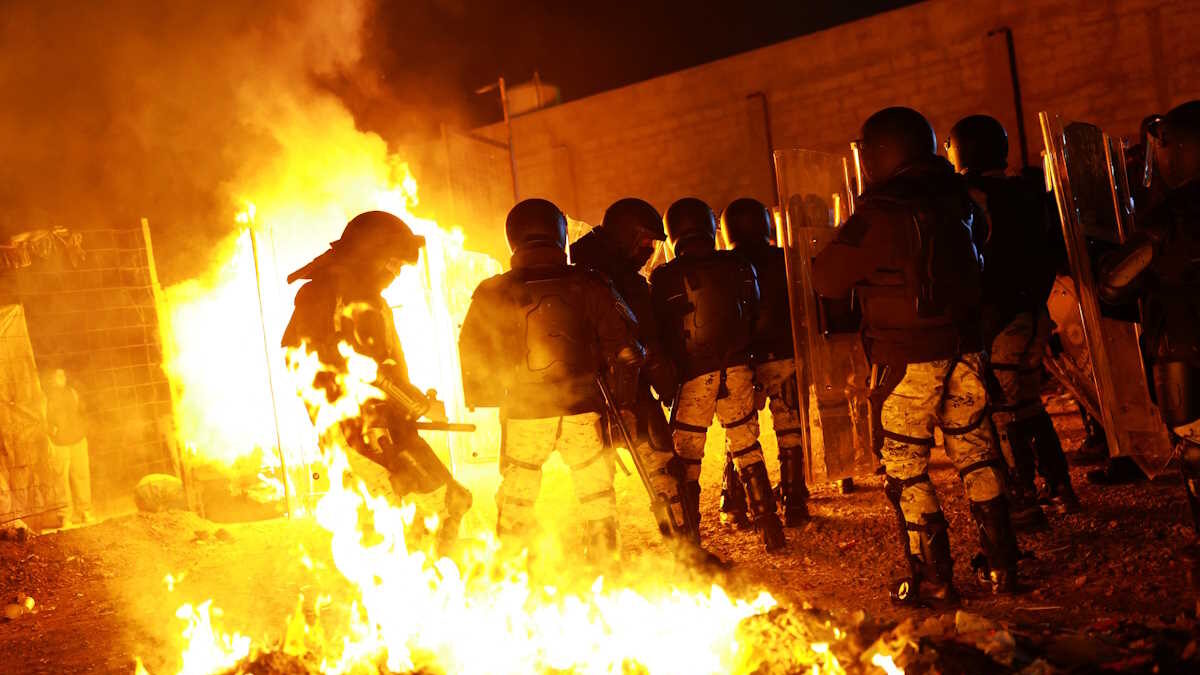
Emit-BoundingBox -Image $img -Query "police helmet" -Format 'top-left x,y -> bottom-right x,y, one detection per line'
664,197 -> 717,250
948,114 -> 1009,172
720,197 -> 773,248
505,198 -> 568,252
332,211 -> 424,264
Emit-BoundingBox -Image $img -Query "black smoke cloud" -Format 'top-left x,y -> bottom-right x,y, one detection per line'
0,0 -> 472,284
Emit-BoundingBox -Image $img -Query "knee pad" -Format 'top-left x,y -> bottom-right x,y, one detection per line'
780,374 -> 801,414
1154,362 -> 1200,428
1179,439 -> 1200,478
885,473 -> 931,506
958,459 -> 1006,502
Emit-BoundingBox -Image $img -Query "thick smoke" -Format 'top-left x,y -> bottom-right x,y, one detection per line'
0,0 -> 470,284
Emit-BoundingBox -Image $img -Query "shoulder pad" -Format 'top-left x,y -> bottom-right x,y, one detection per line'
649,259 -> 677,285
471,273 -> 513,299
571,265 -> 611,286
292,277 -> 336,309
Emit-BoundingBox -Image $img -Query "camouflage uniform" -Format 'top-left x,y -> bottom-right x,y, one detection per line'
719,198 -> 810,527
965,165 -> 1074,517
496,413 -> 615,534
672,365 -> 765,479
570,214 -> 693,538
880,353 -> 1005,531
460,199 -> 642,554
1098,146 -> 1200,533
988,309 -> 1073,516
653,197 -> 785,551
284,211 -> 472,552
813,141 -> 1020,598
753,358 -> 807,498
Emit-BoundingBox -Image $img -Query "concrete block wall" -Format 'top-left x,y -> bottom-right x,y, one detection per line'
1,228 -> 174,512
465,0 -> 1200,234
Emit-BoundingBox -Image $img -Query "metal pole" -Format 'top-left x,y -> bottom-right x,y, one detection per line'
499,77 -> 519,202
247,224 -> 293,518
440,123 -> 459,225
475,77 -> 521,202
988,27 -> 1030,168
140,218 -> 197,514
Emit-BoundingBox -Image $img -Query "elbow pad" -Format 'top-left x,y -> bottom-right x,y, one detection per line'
375,363 -> 430,419
1098,239 -> 1155,304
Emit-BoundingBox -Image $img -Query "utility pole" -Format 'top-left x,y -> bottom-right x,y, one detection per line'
475,77 -> 520,202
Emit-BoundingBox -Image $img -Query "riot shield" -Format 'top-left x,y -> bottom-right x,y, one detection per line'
773,149 -> 875,482
1039,113 -> 1172,476
1044,275 -> 1102,422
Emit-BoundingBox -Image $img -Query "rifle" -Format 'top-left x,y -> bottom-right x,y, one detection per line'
414,421 -> 476,432
595,375 -> 691,536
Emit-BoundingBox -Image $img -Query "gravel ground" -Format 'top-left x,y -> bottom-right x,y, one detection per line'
2,395 -> 1199,674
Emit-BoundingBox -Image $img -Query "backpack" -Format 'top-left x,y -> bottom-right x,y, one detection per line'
910,192 -> 984,320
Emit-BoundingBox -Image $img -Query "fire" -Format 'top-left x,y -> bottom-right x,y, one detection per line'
150,332 -> 795,675
161,158 -> 501,506
150,140 -> 891,673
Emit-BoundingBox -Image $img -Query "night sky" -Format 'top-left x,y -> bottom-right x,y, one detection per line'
340,0 -> 924,135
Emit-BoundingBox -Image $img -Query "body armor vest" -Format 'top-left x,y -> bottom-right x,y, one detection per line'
1144,181 -> 1200,366
737,243 -> 793,362
515,271 -> 600,385
652,249 -> 758,379
461,265 -> 610,418
969,172 -> 1057,326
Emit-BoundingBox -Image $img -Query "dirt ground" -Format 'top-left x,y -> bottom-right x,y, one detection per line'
3,395 -> 1199,674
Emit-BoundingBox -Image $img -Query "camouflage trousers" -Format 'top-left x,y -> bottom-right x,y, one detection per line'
989,310 -> 1051,469
754,358 -> 806,458
1177,418 -> 1200,480
673,365 -> 764,482
497,412 -> 615,535
880,352 -> 1005,552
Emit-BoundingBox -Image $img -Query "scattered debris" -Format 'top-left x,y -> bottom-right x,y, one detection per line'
1,594 -> 36,622
133,474 -> 187,513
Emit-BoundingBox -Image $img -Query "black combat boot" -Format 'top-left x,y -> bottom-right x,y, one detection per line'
1001,419 -> 1050,531
889,516 -> 960,608
437,481 -> 473,556
969,496 -> 1022,594
739,461 -> 786,552
718,455 -> 752,530
583,517 -> 619,563
1027,410 -> 1081,513
683,479 -> 703,543
884,479 -> 959,608
778,444 -> 810,526
1076,404 -> 1110,463
898,512 -> 960,608
1181,440 -> 1200,533
1186,476 -> 1200,535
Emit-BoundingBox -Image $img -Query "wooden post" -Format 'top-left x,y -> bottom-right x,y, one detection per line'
140,218 -> 200,515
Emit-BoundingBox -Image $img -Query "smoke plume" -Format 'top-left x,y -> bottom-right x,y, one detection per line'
0,0 -> 470,284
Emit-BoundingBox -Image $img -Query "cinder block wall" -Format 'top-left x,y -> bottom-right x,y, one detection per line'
1,228 -> 175,513
468,0 -> 1199,232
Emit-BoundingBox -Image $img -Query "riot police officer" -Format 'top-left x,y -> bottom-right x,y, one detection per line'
947,114 -> 1080,519
283,211 -> 472,551
570,198 -> 697,541
459,198 -> 643,557
650,197 -> 786,552
813,107 -> 1021,602
718,197 -> 810,528
1099,100 -> 1200,536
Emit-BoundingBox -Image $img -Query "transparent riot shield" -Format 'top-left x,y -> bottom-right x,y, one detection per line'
773,149 -> 875,482
1039,113 -> 1172,476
